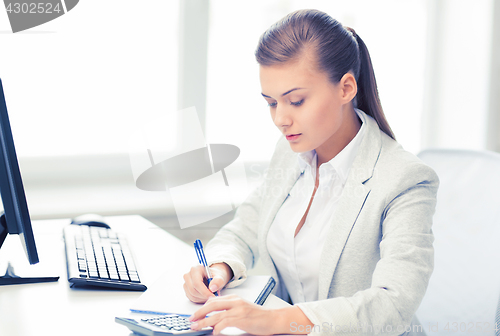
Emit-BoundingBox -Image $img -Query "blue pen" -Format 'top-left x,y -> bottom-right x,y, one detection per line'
194,239 -> 218,296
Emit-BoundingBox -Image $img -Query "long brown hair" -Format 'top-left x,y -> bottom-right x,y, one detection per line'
255,9 -> 395,140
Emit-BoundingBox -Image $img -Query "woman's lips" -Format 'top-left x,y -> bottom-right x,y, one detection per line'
286,134 -> 301,141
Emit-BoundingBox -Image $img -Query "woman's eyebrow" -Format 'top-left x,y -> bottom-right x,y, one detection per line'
261,87 -> 305,98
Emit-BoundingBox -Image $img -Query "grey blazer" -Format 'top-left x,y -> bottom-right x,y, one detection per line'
206,110 -> 439,336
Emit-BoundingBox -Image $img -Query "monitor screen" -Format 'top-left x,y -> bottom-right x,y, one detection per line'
0,78 -> 39,265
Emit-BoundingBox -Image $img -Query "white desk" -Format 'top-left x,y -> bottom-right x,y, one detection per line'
0,215 -> 283,336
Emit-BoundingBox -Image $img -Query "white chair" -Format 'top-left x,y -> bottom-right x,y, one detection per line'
415,149 -> 500,335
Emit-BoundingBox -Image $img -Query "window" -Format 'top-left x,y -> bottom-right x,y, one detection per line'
0,0 -> 179,157
0,1 -> 180,219
205,0 -> 427,158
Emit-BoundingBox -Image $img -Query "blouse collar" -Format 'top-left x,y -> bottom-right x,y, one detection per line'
297,108 -> 366,185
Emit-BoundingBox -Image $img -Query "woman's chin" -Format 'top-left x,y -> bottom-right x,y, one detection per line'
287,142 -> 311,153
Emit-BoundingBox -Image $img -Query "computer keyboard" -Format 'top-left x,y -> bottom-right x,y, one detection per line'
63,224 -> 147,291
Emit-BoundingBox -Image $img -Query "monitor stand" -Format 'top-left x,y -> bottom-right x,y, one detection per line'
0,217 -> 59,286
0,262 -> 59,285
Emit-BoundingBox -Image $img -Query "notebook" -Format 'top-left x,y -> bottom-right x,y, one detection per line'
130,273 -> 276,316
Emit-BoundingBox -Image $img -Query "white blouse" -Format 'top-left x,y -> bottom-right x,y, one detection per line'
266,108 -> 366,304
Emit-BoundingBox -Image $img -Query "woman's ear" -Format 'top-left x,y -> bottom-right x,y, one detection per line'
339,72 -> 357,103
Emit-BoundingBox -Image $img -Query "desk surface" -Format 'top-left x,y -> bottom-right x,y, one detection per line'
0,215 -> 280,336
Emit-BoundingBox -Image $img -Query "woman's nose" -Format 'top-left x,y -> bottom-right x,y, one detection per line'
273,105 -> 292,129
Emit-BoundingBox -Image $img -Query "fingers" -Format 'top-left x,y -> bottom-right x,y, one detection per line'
190,295 -> 239,322
210,263 -> 233,285
182,263 -> 234,303
182,265 -> 216,303
183,281 -> 205,304
189,296 -> 254,335
212,318 -> 232,336
191,313 -> 233,335
208,275 -> 225,293
208,263 -> 233,294
192,275 -> 216,299
190,305 -> 227,333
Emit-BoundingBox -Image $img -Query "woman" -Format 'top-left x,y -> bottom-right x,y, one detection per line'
183,9 -> 438,336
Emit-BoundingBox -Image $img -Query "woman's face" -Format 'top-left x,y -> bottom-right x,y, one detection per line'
259,54 -> 357,159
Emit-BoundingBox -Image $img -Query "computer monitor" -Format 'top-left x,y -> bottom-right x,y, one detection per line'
0,78 -> 59,285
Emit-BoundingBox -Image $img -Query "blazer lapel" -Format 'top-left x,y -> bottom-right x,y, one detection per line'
258,144 -> 302,295
317,111 -> 382,300
258,142 -> 303,237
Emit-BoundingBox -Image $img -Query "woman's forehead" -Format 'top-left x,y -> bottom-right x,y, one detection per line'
259,58 -> 328,96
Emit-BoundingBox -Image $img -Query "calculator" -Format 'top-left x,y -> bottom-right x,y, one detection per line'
115,314 -> 213,336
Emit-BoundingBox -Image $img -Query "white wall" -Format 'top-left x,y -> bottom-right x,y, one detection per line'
422,0 -> 494,151
0,0 -> 497,221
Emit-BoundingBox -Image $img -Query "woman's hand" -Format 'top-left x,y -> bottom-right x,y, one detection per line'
188,295 -> 280,335
183,262 -> 233,303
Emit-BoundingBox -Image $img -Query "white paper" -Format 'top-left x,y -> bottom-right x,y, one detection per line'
130,274 -> 275,316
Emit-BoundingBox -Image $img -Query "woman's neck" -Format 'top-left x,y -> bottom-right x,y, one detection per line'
316,108 -> 361,167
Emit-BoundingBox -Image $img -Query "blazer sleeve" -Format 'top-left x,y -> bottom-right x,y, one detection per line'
204,180 -> 264,288
204,136 -> 287,288
296,162 -> 439,336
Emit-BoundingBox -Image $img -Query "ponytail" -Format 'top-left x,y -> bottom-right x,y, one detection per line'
255,9 -> 396,140
346,28 -> 395,140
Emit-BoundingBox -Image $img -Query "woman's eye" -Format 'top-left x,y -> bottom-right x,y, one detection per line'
291,99 -> 304,106
268,101 -> 277,108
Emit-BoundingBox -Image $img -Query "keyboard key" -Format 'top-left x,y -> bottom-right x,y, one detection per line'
129,274 -> 140,282
119,272 -> 129,281
76,250 -> 85,259
98,268 -> 109,279
65,224 -> 146,290
78,263 -> 87,272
